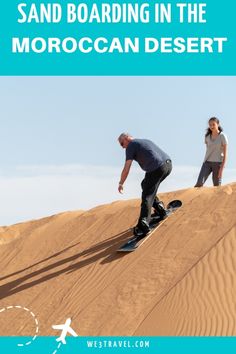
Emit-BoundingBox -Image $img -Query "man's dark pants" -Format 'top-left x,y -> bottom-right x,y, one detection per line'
139,160 -> 172,225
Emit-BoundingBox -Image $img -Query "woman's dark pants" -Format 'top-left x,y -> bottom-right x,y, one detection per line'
195,161 -> 222,187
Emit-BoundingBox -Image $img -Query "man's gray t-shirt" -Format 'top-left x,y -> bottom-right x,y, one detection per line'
126,139 -> 171,172
204,133 -> 228,162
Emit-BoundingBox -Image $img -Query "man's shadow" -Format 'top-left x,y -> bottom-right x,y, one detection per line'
0,228 -> 133,300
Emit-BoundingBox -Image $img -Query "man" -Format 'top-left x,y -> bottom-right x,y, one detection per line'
118,133 -> 172,236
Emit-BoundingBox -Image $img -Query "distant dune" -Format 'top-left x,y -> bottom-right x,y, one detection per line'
0,184 -> 235,336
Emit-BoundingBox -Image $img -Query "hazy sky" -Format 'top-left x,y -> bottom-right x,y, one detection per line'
0,77 -> 235,225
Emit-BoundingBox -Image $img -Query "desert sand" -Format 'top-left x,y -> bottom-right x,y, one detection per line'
0,184 -> 236,336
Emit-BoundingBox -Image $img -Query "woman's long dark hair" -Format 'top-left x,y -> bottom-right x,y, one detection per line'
205,117 -> 223,137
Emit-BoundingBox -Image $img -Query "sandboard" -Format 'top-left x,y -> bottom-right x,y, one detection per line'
117,200 -> 182,253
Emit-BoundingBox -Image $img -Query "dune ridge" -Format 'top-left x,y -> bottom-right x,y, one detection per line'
135,226 -> 236,336
0,184 -> 235,336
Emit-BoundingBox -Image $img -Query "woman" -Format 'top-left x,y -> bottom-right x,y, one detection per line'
195,117 -> 228,187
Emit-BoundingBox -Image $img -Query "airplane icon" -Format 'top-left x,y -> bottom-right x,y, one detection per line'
52,318 -> 78,344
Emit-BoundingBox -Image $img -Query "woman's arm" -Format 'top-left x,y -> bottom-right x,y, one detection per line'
218,144 -> 228,178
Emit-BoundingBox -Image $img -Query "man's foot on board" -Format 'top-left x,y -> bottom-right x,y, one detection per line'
133,219 -> 150,237
153,200 -> 168,221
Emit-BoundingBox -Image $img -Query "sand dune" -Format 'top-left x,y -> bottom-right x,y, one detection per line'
0,184 -> 236,336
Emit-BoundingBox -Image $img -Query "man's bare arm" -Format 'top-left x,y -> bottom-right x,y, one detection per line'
118,160 -> 133,193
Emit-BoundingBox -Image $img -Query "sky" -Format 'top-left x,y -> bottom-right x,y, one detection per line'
0,76 -> 235,225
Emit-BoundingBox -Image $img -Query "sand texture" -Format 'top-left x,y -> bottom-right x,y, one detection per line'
0,184 -> 235,336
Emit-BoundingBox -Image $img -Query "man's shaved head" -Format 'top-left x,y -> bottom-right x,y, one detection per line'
118,133 -> 133,149
118,133 -> 132,142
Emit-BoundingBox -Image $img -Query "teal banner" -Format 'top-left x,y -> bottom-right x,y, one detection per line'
1,337 -> 236,354
0,0 -> 235,75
